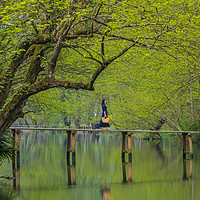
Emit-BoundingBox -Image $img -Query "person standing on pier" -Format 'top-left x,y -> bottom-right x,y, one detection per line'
98,99 -> 110,130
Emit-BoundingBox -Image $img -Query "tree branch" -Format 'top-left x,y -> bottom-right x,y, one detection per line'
27,76 -> 93,97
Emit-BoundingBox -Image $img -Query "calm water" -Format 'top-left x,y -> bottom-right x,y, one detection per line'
1,130 -> 200,200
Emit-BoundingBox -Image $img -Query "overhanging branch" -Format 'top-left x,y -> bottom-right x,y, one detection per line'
27,76 -> 93,97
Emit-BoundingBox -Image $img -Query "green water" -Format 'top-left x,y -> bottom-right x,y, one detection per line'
1,131 -> 200,200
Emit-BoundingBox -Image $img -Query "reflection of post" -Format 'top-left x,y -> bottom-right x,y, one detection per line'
122,161 -> 132,183
189,159 -> 193,179
67,164 -> 71,185
128,162 -> 132,182
183,159 -> 187,180
183,159 -> 193,180
72,165 -> 76,185
122,162 -> 127,183
12,129 -> 16,188
67,163 -> 76,185
16,130 -> 20,189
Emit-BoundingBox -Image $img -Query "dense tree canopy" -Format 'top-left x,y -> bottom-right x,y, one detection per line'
0,0 -> 199,135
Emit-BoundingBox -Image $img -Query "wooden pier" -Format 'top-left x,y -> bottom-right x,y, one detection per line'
10,127 -> 200,161
8,127 -> 200,187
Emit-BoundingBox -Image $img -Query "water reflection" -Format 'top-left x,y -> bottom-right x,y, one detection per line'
100,185 -> 111,200
122,162 -> 132,183
183,159 -> 193,180
67,163 -> 76,185
4,132 -> 200,200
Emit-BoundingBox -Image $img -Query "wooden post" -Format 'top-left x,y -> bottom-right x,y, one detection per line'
188,133 -> 193,159
72,131 -> 76,165
122,132 -> 126,162
16,130 -> 20,189
127,133 -> 132,162
66,130 -> 71,164
182,133 -> 186,159
12,129 -> 16,188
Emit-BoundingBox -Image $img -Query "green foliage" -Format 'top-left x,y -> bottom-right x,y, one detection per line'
0,188 -> 14,200
0,132 -> 13,165
1,0 -> 200,134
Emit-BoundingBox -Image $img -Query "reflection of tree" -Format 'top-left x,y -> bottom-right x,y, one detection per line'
152,140 -> 167,163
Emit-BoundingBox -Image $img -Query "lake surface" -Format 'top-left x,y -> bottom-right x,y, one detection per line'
1,130 -> 200,200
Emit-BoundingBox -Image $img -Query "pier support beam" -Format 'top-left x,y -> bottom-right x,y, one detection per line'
12,129 -> 20,189
66,130 -> 77,165
121,132 -> 132,162
182,133 -> 193,159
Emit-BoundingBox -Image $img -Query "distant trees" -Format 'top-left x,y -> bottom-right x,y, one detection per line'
0,0 -> 199,135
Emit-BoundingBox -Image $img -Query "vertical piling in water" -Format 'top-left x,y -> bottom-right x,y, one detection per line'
66,130 -> 76,165
182,132 -> 193,159
188,133 -> 193,159
66,130 -> 71,165
121,132 -> 126,162
12,129 -> 16,188
182,133 -> 186,159
127,133 -> 132,162
16,130 -> 20,189
71,131 -> 76,166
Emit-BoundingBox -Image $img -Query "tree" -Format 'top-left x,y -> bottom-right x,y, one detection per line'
0,0 -> 199,135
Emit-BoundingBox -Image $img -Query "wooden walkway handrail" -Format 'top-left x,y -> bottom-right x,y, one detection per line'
9,127 -> 200,134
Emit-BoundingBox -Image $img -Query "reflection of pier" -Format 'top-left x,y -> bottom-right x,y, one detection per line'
183,159 -> 193,180
67,162 -> 76,185
122,161 -> 132,183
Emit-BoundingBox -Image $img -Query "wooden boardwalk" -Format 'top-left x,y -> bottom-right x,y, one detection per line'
9,126 -> 199,161
9,126 -> 199,188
